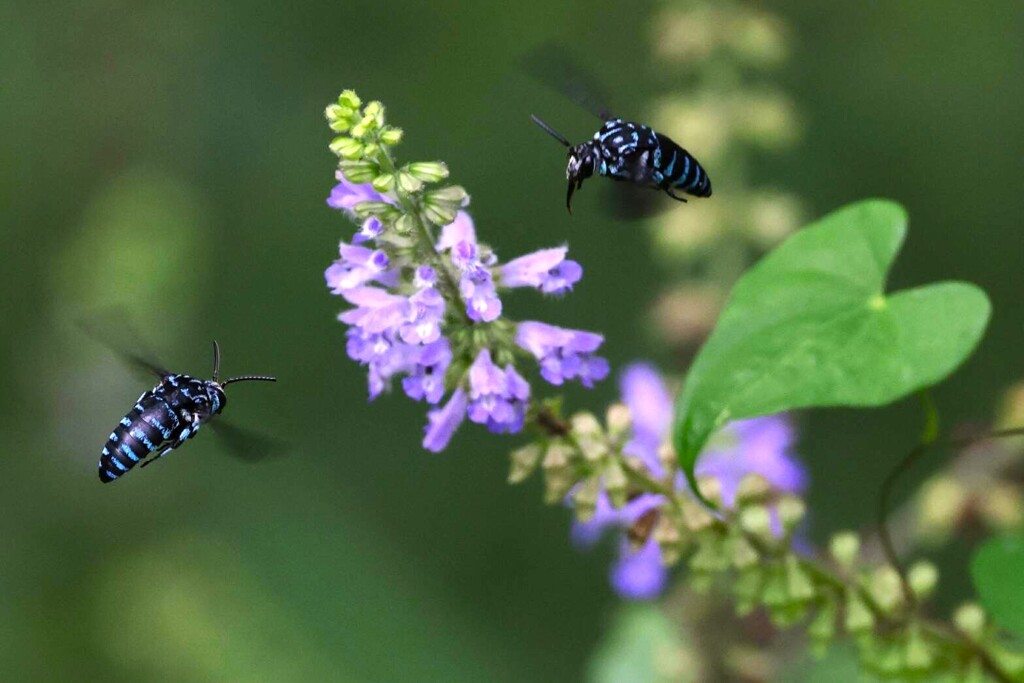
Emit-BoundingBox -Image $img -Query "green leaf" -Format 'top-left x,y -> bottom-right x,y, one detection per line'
674,200 -> 990,501
972,535 -> 1024,636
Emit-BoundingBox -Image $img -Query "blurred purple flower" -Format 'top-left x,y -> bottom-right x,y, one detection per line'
402,338 -> 451,404
500,247 -> 583,295
620,363 -> 674,479
515,321 -> 609,388
467,349 -> 530,434
325,242 -> 398,294
423,388 -> 469,452
327,176 -> 393,214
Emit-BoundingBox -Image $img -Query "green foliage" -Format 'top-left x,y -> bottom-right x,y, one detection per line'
586,604 -> 695,683
674,200 -> 991,500
971,535 -> 1024,637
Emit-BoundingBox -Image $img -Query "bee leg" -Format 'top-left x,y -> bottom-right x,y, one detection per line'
665,189 -> 689,203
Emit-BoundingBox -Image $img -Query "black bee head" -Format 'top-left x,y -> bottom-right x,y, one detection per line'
531,114 -> 595,214
206,381 -> 228,415
565,142 -> 597,214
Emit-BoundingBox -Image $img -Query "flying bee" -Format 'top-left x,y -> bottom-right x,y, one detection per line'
97,340 -> 276,482
531,113 -> 712,214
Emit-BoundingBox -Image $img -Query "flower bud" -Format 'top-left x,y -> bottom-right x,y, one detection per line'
739,504 -> 772,540
397,171 -> 423,193
371,173 -> 395,193
542,443 -> 577,504
730,534 -> 759,570
361,142 -> 379,158
602,459 -> 628,507
829,531 -> 860,569
364,100 -> 385,126
978,483 -> 1023,529
572,474 -> 601,522
736,473 -> 770,504
777,496 -> 806,532
903,624 -> 935,672
785,555 -> 816,602
421,202 -> 458,227
380,127 -> 404,145
733,568 -> 763,616
605,403 -> 631,436
407,161 -> 450,183
808,600 -> 836,645
654,514 -> 683,565
339,161 -> 379,184
869,566 -> 905,614
907,561 -> 938,601
917,476 -> 967,542
329,136 -> 363,159
508,443 -> 542,484
844,591 -> 875,633
696,476 -> 723,508
338,89 -> 361,110
953,603 -> 986,639
681,499 -> 715,532
690,534 -> 729,573
425,185 -> 468,204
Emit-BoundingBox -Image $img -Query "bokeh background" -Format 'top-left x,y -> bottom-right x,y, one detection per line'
3,0 -> 1023,680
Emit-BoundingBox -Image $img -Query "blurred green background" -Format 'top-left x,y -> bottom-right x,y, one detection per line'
3,0 -> 1023,680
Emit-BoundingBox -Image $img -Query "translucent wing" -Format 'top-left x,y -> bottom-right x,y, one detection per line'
77,307 -> 170,379
522,43 -> 616,121
210,420 -> 287,463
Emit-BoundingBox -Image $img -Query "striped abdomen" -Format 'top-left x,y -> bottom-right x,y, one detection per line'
653,135 -> 712,198
99,390 -> 178,482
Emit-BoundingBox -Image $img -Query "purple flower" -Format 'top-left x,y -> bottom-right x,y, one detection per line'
435,211 -> 476,251
459,264 -> 502,322
467,349 -> 530,434
515,321 -> 609,388
696,415 -> 806,508
327,176 -> 393,215
500,247 -> 583,295
423,388 -> 469,452
325,242 -> 398,294
338,286 -> 407,334
344,327 -> 412,399
413,265 -> 437,289
402,338 -> 451,404
353,217 -> 384,244
399,287 -> 445,344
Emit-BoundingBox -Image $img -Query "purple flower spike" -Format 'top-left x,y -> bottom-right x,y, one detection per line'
325,242 -> 398,294
515,321 -> 609,388
402,338 -> 451,404
500,247 -> 583,295
467,349 -> 530,434
327,177 -> 393,215
423,388 -> 469,452
611,538 -> 667,600
435,211 -> 476,251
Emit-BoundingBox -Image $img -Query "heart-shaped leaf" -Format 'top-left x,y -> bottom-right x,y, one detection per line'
674,200 -> 990,500
972,535 -> 1024,637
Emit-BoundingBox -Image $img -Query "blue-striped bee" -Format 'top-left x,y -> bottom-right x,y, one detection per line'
531,114 -> 712,214
98,341 -> 276,482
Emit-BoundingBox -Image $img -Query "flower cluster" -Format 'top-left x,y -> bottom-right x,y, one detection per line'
570,363 -> 806,599
324,90 -> 607,452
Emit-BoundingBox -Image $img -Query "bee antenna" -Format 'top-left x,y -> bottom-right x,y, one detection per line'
211,340 -> 222,382
221,375 -> 277,388
531,114 -> 572,148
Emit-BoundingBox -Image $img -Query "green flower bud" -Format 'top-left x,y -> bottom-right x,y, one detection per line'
572,474 -> 602,522
760,565 -> 789,608
508,444 -> 542,484
776,495 -> 806,532
338,89 -> 362,110
362,142 -> 380,158
953,603 -> 986,639
729,535 -> 759,570
397,171 -> 423,193
425,185 -> 468,204
380,127 -> 404,145
785,555 -> 816,602
844,591 -> 875,633
407,161 -> 450,183
695,476 -> 723,507
988,643 -> 1024,678
602,459 -> 628,508
570,412 -> 606,462
352,201 -> 398,221
903,624 -> 935,672
371,173 -> 395,193
364,100 -> 385,126
339,161 -> 379,184
907,561 -> 938,601
869,566 -> 905,614
829,531 -> 860,569
653,514 -> 682,565
739,504 -> 772,540
690,534 -> 729,573
605,403 -> 631,437
733,568 -> 763,616
421,203 -> 458,227
735,473 -> 770,504
808,600 -> 836,644
542,443 -> 576,504
329,136 -> 364,159
681,499 -> 715,532
394,213 -> 416,235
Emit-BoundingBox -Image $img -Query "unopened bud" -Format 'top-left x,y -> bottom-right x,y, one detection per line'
739,505 -> 773,539
696,476 -> 723,507
602,460 -> 628,507
337,89 -> 361,110
777,496 -> 806,531
736,473 -> 771,504
681,499 -> 715,532
406,161 -> 449,183
542,443 -> 576,504
329,136 -> 364,160
869,566 -> 905,614
730,535 -> 759,570
364,100 -> 385,126
979,483 -> 1023,528
371,173 -> 395,193
844,591 -> 875,633
829,531 -> 860,569
605,403 -> 631,436
917,476 -> 967,540
380,126 -> 403,145
508,444 -> 542,484
907,561 -> 938,600
572,475 -> 602,522
904,624 -> 935,671
397,171 -> 423,193
339,161 -> 379,184
785,555 -> 816,602
953,603 -> 986,639
425,185 -> 469,204
654,514 -> 682,565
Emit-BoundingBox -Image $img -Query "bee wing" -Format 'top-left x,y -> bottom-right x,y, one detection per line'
77,307 -> 170,379
209,420 -> 287,463
522,43 -> 616,121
